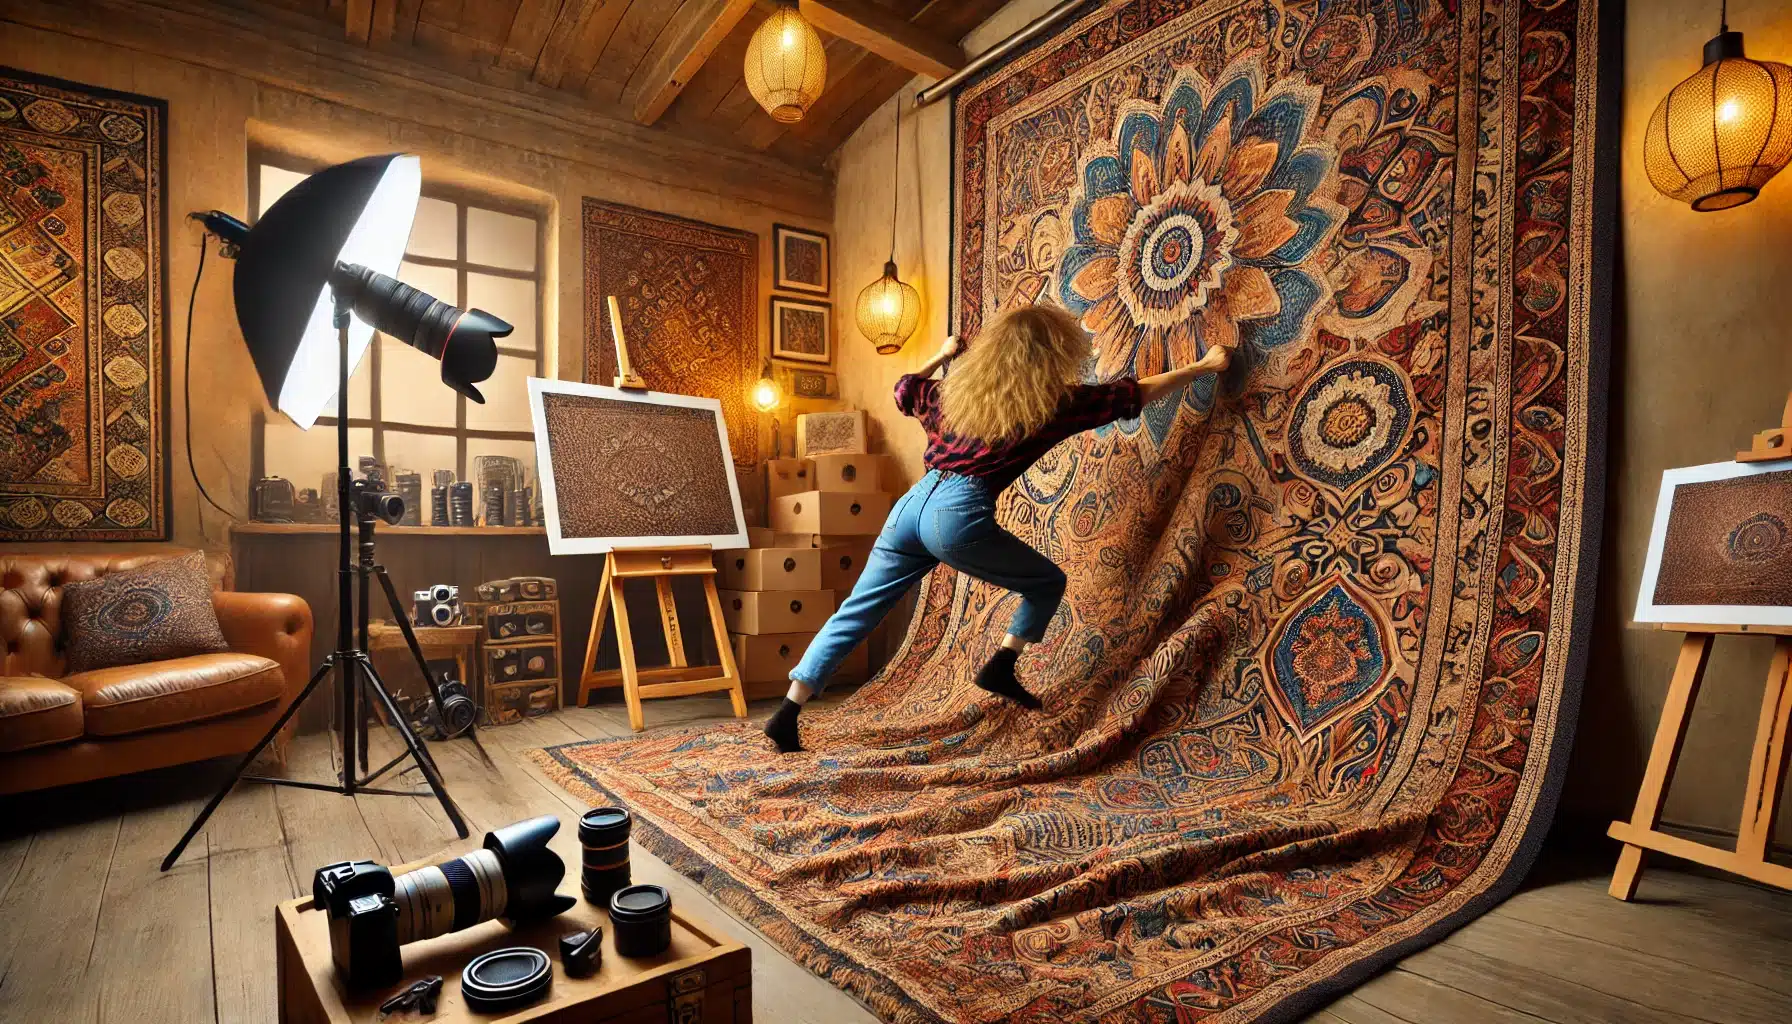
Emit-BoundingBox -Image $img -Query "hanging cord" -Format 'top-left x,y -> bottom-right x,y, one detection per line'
184,237 -> 238,524
1721,0 -> 1728,33
889,96 -> 902,261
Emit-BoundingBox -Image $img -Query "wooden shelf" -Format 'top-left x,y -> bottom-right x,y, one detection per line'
231,522 -> 546,537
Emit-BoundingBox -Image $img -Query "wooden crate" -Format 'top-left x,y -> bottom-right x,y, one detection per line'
717,589 -> 833,634
483,678 -> 559,726
769,491 -> 892,536
275,858 -> 750,1023
481,600 -> 560,644
717,548 -> 820,592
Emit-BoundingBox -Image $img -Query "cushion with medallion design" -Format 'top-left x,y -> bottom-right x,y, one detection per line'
59,551 -> 230,674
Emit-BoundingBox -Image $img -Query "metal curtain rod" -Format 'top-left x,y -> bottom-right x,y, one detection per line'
913,0 -> 1093,108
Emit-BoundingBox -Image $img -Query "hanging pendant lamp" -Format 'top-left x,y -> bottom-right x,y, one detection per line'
1644,1 -> 1792,211
856,99 -> 921,355
744,1 -> 827,124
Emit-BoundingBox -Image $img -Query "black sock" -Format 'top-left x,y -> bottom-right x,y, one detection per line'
976,647 -> 1042,710
763,697 -> 804,753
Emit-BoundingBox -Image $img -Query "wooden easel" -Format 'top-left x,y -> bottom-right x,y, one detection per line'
1609,624 -> 1792,898
571,296 -> 748,731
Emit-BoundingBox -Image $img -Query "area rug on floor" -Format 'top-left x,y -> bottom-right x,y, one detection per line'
536,0 -> 1616,1020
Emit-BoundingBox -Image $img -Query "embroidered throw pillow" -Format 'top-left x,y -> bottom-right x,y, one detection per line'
60,552 -> 230,674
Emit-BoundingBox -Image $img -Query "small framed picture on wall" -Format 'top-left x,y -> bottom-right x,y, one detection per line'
773,224 -> 830,295
771,296 -> 833,365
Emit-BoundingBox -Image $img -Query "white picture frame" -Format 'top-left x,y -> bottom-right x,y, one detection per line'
527,377 -> 748,556
1635,458 -> 1792,626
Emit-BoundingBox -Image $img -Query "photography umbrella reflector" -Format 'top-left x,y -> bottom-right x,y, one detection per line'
202,153 -> 509,426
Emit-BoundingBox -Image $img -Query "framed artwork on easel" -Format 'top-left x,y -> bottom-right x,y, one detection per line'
770,295 -> 832,365
772,224 -> 830,295
1635,459 -> 1792,626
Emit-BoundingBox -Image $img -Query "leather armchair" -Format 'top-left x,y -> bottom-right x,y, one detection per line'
0,548 -> 313,795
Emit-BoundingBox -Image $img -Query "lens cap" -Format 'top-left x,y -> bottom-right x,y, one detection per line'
461,946 -> 552,1012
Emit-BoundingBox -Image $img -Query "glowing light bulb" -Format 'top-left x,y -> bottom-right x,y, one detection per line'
750,377 -> 780,412
782,27 -> 795,49
879,294 -> 896,315
1718,98 -> 1742,124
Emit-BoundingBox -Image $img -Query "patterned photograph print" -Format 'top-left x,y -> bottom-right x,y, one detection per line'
773,223 -> 829,294
1638,461 -> 1792,625
0,69 -> 168,541
771,296 -> 831,365
529,380 -> 745,555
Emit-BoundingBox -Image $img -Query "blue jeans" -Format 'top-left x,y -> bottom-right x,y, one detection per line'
789,470 -> 1067,690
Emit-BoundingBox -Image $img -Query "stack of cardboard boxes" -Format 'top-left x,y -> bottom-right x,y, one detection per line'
720,411 -> 897,696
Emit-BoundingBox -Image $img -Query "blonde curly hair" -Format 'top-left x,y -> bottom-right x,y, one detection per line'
940,304 -> 1092,444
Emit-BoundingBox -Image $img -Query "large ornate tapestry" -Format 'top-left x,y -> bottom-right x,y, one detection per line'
540,1 -> 1613,1021
581,200 -> 758,465
0,69 -> 168,541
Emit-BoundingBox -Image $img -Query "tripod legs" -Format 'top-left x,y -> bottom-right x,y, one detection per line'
356,654 -> 468,837
160,659 -> 334,872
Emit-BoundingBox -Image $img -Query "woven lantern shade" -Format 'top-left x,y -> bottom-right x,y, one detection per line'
744,2 -> 826,124
1645,25 -> 1792,212
856,260 -> 921,355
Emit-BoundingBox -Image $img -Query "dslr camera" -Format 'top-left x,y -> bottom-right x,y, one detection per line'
412,584 -> 463,627
312,816 -> 576,989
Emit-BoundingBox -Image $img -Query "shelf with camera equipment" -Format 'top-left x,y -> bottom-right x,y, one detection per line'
233,522 -> 546,536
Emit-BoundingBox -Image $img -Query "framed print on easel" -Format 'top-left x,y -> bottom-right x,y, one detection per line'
772,224 -> 830,295
771,296 -> 832,366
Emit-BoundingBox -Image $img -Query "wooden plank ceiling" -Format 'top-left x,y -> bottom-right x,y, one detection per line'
257,0 -> 1010,170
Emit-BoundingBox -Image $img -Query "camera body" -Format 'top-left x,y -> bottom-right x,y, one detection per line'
412,584 -> 463,627
313,816 -> 576,990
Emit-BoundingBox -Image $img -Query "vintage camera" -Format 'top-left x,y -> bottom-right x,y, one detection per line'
250,476 -> 296,522
412,584 -> 463,627
312,816 -> 577,990
394,471 -> 423,527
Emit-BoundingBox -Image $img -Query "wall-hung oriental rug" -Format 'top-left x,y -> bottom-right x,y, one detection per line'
581,199 -> 759,466
539,1 -> 1615,1021
0,69 -> 168,541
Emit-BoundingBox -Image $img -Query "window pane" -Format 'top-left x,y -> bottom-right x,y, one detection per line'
257,164 -> 307,217
407,196 -> 458,259
399,260 -> 458,306
466,272 -> 536,353
262,421 -> 373,500
384,431 -> 459,493
344,342 -> 372,419
380,338 -> 458,426
466,207 -> 536,271
464,354 -> 534,432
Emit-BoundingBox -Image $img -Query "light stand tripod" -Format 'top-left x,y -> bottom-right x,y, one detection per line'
162,295 -> 471,872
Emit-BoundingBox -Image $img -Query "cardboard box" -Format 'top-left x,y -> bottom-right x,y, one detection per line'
732,631 -> 815,684
765,458 -> 814,501
718,547 -> 821,591
818,537 -> 877,593
747,527 -> 813,548
719,589 -> 833,634
770,490 -> 893,536
809,453 -> 881,493
797,410 -> 867,458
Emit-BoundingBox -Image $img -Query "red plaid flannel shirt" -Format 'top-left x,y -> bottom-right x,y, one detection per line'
892,373 -> 1142,491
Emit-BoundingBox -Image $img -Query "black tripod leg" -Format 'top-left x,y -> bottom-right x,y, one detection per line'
162,659 -> 335,872
373,566 -> 463,722
356,655 -> 469,838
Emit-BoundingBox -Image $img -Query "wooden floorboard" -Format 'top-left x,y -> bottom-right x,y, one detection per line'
3,701 -> 1790,1024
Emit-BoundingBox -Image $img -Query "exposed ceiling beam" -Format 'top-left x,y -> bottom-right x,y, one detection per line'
345,0 -> 372,43
499,0 -> 564,71
533,0 -> 610,88
628,0 -> 757,126
797,0 -> 964,80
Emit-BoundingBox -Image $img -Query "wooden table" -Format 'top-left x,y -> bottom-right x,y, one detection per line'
367,621 -> 482,690
276,850 -> 750,1023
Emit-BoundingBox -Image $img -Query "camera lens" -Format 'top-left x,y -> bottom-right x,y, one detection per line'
430,584 -> 455,603
579,807 -> 631,906
609,884 -> 672,958
392,848 -> 508,945
429,603 -> 455,626
437,678 -> 477,737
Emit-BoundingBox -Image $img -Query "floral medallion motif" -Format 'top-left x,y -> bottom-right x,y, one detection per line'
1057,63 -> 1345,451
1285,356 -> 1414,496
1263,573 -> 1395,741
